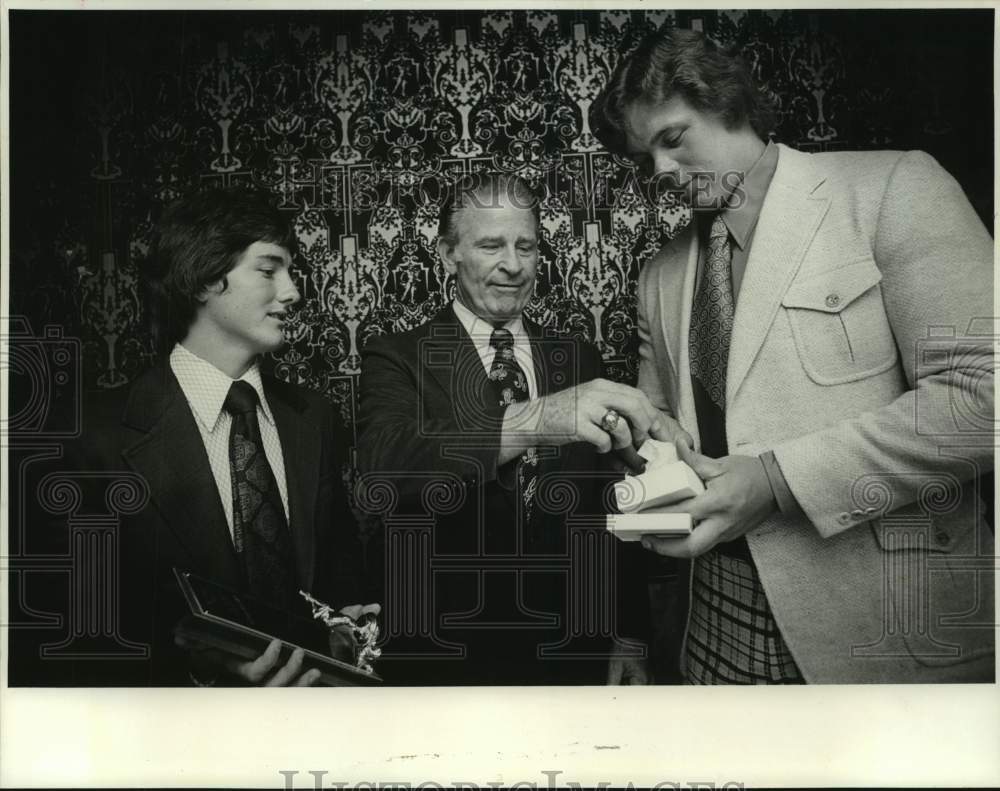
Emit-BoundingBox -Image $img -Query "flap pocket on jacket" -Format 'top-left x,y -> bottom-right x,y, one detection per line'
780,258 -> 898,385
868,513 -> 995,670
782,258 -> 883,313
870,514 -> 955,554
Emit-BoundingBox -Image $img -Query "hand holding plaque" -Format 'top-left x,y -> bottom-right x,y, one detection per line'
173,570 -> 382,686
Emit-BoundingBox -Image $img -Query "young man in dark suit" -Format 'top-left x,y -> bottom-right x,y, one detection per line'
358,173 -> 690,685
13,188 -> 371,686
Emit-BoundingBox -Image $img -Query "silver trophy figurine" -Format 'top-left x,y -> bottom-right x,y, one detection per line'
300,591 -> 382,674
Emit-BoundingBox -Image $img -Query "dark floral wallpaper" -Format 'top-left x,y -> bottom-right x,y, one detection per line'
9,6 -> 993,473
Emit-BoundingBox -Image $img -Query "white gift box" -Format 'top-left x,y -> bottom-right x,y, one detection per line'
636,437 -> 679,466
606,510 -> 693,541
613,460 -> 705,514
608,438 -> 705,542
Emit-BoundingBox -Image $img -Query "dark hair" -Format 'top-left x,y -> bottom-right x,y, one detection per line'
591,27 -> 776,155
437,172 -> 540,249
144,187 -> 296,351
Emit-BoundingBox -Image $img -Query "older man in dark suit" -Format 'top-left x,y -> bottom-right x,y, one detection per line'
359,173 -> 690,685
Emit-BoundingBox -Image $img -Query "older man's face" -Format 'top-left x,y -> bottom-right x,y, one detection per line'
439,194 -> 538,324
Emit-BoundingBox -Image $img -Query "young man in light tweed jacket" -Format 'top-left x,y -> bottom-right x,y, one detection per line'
592,27 -> 994,684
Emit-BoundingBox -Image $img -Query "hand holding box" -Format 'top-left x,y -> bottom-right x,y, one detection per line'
607,439 -> 705,541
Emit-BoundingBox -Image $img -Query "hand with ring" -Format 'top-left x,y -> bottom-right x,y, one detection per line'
600,408 -> 621,433
503,378 -> 669,455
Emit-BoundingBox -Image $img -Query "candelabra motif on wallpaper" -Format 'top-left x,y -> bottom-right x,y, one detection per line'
15,8 -> 954,425
195,42 -> 256,173
313,34 -> 370,165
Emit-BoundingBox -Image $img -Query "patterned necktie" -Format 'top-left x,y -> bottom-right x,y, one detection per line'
223,381 -> 298,612
488,328 -> 538,521
689,213 -> 735,412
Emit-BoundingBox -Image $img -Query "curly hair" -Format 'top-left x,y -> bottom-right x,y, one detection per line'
591,27 -> 776,156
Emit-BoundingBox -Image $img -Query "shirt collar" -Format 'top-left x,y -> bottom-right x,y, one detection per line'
451,299 -> 528,349
719,139 -> 779,250
169,343 -> 274,432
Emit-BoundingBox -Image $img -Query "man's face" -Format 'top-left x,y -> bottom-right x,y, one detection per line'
439,194 -> 538,324
197,240 -> 300,358
622,95 -> 755,210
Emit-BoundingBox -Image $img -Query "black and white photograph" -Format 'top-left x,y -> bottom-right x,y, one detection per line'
2,1 -> 997,786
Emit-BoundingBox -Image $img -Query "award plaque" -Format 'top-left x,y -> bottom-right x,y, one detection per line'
173,569 -> 382,686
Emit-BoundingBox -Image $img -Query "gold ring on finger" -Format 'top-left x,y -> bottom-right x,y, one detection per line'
600,408 -> 621,433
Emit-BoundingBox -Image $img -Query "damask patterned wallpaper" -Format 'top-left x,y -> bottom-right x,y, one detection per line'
9,8 -> 993,451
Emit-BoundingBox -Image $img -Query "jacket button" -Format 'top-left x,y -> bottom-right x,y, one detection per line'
825,293 -> 841,308
934,531 -> 950,546
838,512 -> 852,524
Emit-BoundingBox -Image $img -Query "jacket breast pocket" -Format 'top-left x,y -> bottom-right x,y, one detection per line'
781,257 -> 899,385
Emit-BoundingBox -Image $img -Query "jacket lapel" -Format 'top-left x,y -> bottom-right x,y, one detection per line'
656,222 -> 698,377
422,305 -> 494,413
267,380 -> 320,594
525,317 -> 584,475
120,365 -> 241,587
657,222 -> 701,444
525,317 -> 552,398
728,144 -> 830,405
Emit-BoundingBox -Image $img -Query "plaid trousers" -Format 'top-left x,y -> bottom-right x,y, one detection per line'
683,549 -> 804,684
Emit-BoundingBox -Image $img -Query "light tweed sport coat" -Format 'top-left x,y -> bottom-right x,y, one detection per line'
638,143 -> 995,683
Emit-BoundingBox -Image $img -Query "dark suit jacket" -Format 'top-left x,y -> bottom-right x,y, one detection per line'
10,361 -> 362,686
358,306 -> 649,685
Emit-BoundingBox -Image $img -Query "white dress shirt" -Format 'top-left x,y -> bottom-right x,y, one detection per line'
169,343 -> 290,537
451,299 -> 539,399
